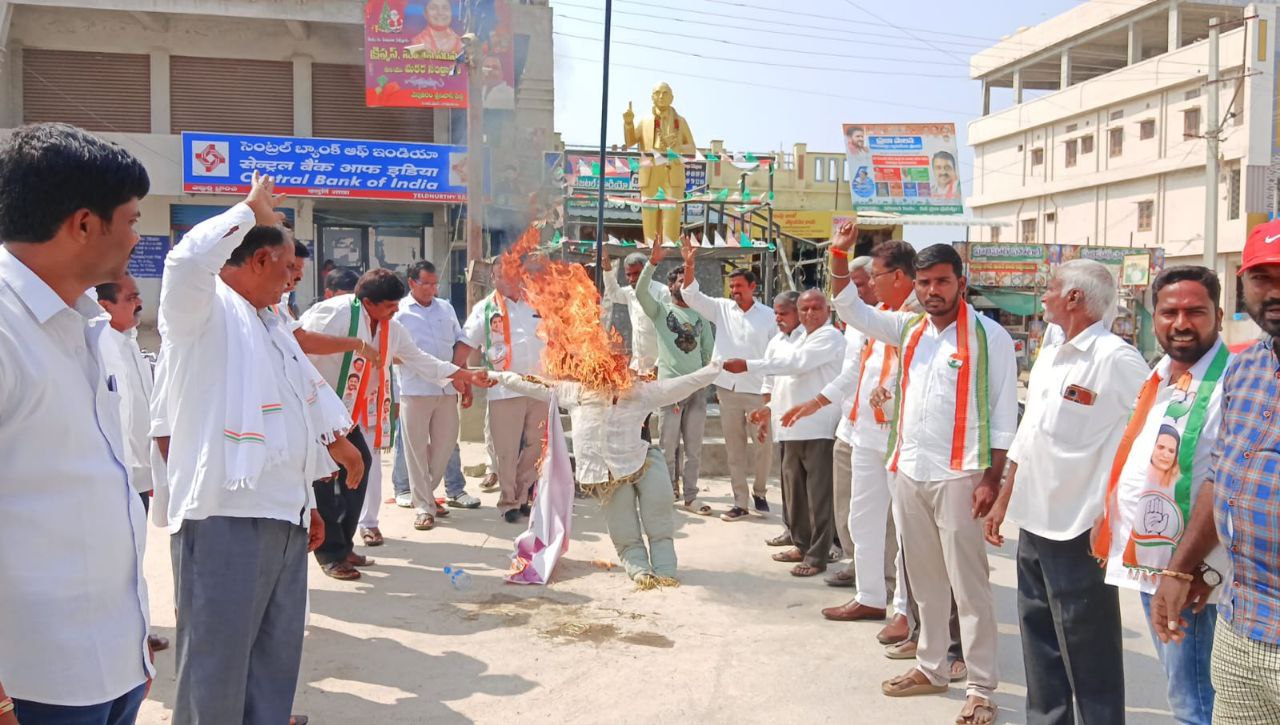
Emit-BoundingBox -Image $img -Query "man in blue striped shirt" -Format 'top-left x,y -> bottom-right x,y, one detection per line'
1151,220 -> 1280,723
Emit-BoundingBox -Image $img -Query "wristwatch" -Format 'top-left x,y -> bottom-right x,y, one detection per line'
1197,562 -> 1223,588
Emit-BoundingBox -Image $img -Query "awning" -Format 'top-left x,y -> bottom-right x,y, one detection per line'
856,210 -> 1013,227
970,286 -> 1042,316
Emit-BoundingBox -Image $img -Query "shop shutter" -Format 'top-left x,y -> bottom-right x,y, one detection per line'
312,63 -> 434,143
22,49 -> 151,132
170,57 -> 293,135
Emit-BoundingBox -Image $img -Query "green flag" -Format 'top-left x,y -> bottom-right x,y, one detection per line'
591,162 -> 601,177
666,149 -> 680,162
739,232 -> 751,247
628,158 -> 639,172
705,152 -> 720,162
745,151 -> 759,163
714,188 -> 730,202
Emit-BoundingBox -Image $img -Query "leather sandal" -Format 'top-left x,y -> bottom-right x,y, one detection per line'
771,548 -> 804,563
956,696 -> 996,724
881,669 -> 948,697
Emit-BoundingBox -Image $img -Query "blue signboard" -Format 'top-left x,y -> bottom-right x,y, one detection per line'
181,131 -> 474,203
128,235 -> 169,278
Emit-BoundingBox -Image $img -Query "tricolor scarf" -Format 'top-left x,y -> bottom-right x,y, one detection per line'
885,303 -> 991,472
336,297 -> 395,451
849,303 -> 900,427
482,292 -> 514,371
1091,340 -> 1229,575
219,279 -> 350,490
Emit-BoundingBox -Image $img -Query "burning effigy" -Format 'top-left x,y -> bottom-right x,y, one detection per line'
489,228 -> 723,589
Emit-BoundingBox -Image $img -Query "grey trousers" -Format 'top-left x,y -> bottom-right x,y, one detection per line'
604,447 -> 677,580
401,394 -> 461,515
716,387 -> 771,508
659,390 -> 708,503
487,396 -> 549,514
171,516 -> 308,725
832,438 -> 855,566
781,438 -> 836,568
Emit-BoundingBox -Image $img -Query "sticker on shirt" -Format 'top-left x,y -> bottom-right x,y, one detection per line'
666,313 -> 703,353
947,354 -> 964,370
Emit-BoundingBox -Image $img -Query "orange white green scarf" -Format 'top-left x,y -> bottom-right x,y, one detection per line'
336,297 -> 395,450
885,302 -> 991,472
849,303 -> 900,427
1091,340 -> 1229,575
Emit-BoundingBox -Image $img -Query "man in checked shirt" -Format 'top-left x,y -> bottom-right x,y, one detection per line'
1151,219 -> 1280,724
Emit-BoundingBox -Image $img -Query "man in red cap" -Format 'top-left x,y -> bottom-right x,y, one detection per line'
1149,219 -> 1280,723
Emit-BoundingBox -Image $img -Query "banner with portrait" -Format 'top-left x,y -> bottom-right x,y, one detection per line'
842,122 -> 962,215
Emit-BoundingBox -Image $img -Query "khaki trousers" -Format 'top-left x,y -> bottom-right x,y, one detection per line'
716,387 -> 771,509
893,472 -> 998,699
401,394 -> 460,515
488,396 -> 549,514
832,439 -> 855,564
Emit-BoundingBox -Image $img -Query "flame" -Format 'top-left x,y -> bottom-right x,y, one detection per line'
497,227 -> 633,394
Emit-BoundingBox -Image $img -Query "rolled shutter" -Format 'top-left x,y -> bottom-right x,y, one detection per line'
171,56 -> 293,135
312,63 -> 434,143
22,49 -> 151,132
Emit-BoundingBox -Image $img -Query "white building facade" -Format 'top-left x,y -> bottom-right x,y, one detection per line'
0,0 -> 555,325
967,0 -> 1276,344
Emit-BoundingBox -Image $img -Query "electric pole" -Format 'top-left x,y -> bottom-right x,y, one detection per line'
463,30 -> 486,312
1204,16 -> 1219,270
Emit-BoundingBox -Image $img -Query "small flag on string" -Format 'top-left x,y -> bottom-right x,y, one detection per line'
666,149 -> 681,162
714,231 -> 728,247
767,242 -> 777,251
577,161 -> 592,177
591,162 -> 601,177
607,234 -> 622,246
739,232 -> 751,247
551,231 -> 562,246
652,150 -> 668,166
705,152 -> 720,162
694,148 -> 705,162
744,152 -> 759,164
714,188 -> 730,202
662,236 -> 677,247
628,157 -> 640,172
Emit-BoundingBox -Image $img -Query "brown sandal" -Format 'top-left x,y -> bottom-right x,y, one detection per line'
881,669 -> 948,697
321,562 -> 361,581
360,527 -> 384,546
771,548 -> 804,563
956,696 -> 996,724
414,513 -> 435,531
791,563 -> 825,577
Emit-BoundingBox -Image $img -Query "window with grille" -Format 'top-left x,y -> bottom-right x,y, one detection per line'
1020,218 -> 1036,243
1228,167 -> 1241,220
1031,147 -> 1044,166
1138,201 -> 1153,231
991,226 -> 1001,242
1064,139 -> 1078,168
1140,120 -> 1156,140
1081,135 -> 1094,154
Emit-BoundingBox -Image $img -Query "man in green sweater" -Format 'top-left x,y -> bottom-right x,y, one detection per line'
636,241 -> 715,515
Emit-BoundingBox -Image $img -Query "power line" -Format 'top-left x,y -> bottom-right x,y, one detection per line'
554,31 -> 971,79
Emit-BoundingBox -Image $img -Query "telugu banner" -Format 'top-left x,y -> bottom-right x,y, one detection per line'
363,0 -> 514,110
182,131 -> 475,203
842,123 -> 963,216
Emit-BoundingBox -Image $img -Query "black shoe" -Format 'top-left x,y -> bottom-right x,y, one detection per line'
504,509 -> 521,523
753,495 -> 770,514
519,503 -> 531,517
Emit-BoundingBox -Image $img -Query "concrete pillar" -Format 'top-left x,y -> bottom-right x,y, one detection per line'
1127,22 -> 1143,64
291,54 -> 312,137
1168,0 -> 1182,51
148,49 -> 170,134
1060,49 -> 1071,89
6,40 -> 20,128
982,79 -> 991,115
1013,68 -> 1023,104
433,103 -> 448,144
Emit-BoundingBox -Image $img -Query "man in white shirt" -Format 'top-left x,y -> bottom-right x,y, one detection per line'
786,242 -> 917,637
301,269 -> 487,575
158,173 -> 365,724
756,292 -> 802,532
0,123 -> 153,724
829,226 -> 1017,725
727,290 -> 846,576
96,273 -> 172,655
977,258 -> 1152,722
680,239 -> 779,519
1091,266 -> 1228,724
459,274 -> 549,523
395,260 -> 480,527
603,250 -> 672,375
982,259 -> 1148,723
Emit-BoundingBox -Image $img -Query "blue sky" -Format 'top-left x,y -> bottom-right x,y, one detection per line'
548,0 -> 1085,240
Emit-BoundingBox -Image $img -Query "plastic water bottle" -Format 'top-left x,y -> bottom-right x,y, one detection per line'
442,566 -> 472,590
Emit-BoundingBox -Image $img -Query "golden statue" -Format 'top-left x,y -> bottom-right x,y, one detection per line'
622,82 -> 696,242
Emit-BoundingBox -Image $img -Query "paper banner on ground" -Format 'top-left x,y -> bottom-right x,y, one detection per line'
507,391 -> 574,585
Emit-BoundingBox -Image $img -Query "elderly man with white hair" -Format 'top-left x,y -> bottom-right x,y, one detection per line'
983,259 -> 1150,724
603,249 -> 672,376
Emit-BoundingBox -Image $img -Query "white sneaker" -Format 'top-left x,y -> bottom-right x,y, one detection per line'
395,492 -> 412,508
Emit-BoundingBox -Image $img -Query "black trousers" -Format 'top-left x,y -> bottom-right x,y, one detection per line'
311,427 -> 372,566
1018,529 -> 1124,725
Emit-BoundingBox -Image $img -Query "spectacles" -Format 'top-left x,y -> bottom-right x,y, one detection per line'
870,269 -> 897,280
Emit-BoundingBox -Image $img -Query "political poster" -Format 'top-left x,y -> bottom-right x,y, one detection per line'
363,0 -> 514,110
182,131 -> 476,203
963,242 -> 1048,287
842,123 -> 962,215
547,151 -> 707,220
